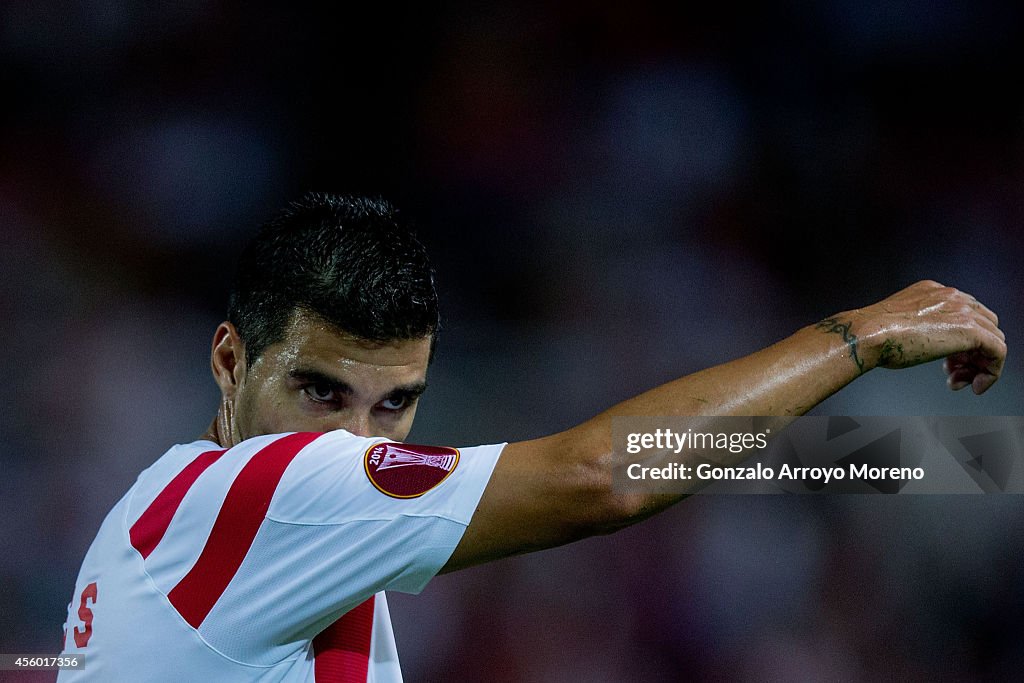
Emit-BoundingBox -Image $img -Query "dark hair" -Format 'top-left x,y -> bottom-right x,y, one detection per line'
228,193 -> 439,366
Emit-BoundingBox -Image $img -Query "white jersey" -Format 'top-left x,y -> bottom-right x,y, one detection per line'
58,430 -> 503,682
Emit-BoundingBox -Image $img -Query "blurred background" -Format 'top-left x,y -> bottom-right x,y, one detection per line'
2,1 -> 1023,680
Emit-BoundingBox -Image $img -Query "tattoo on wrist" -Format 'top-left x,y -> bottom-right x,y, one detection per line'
816,318 -> 865,374
878,339 -> 905,366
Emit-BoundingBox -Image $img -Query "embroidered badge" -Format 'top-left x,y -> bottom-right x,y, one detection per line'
364,442 -> 460,498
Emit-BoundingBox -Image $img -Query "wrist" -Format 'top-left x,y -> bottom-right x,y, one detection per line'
813,311 -> 879,375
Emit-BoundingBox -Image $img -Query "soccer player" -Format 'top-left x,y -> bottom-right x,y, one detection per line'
58,194 -> 1006,681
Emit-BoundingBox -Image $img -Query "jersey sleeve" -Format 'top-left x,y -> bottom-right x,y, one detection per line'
165,430 -> 503,665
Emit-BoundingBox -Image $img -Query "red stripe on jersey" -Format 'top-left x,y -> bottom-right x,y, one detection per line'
129,448 -> 227,559
313,596 -> 375,683
168,432 -> 321,628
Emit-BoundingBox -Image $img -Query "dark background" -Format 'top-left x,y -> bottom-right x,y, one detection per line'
2,2 -> 1023,680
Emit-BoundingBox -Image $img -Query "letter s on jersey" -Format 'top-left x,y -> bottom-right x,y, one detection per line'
65,582 -> 98,648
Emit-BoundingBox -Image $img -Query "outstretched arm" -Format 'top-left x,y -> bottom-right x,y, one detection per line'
442,281 -> 1006,572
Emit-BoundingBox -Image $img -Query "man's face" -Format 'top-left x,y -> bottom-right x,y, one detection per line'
229,309 -> 432,442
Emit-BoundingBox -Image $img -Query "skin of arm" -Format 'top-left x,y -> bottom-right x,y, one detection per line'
441,280 -> 1007,572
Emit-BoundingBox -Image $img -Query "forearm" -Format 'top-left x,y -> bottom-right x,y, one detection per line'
607,319 -> 867,420
552,318 -> 868,526
565,282 -> 1004,528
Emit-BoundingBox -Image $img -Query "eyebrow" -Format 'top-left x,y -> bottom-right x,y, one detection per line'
288,368 -> 428,401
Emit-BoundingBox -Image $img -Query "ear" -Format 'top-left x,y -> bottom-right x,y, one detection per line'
211,322 -> 246,397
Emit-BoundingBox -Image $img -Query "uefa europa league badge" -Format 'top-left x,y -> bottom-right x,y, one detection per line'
364,442 -> 460,498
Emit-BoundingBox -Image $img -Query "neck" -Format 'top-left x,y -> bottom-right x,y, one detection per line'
198,398 -> 238,447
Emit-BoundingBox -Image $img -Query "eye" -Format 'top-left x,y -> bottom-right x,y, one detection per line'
304,383 -> 337,403
379,395 -> 410,411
